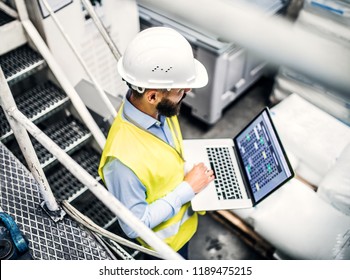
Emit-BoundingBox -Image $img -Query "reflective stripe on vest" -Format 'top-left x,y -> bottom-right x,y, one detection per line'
155,206 -> 194,240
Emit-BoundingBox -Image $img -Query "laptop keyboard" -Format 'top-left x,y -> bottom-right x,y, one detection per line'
206,147 -> 243,200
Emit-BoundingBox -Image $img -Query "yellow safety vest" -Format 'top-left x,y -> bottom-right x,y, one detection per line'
98,104 -> 198,251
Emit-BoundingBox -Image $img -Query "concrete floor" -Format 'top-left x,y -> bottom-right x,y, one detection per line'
178,76 -> 274,140
178,75 -> 276,260
188,213 -> 272,260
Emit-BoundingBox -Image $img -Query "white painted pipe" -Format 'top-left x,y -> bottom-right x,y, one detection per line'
40,0 -> 117,120
8,108 -> 183,260
0,1 -> 19,18
62,200 -> 162,258
139,0 -> 350,94
80,0 -> 122,61
0,67 -> 60,212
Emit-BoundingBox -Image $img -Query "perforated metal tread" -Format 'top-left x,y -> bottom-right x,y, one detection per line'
47,146 -> 101,202
0,81 -> 70,142
72,190 -> 117,229
0,142 -> 114,260
0,108 -> 11,141
46,147 -> 117,229
7,116 -> 92,169
16,81 -> 69,121
0,44 -> 45,84
0,9 -> 15,26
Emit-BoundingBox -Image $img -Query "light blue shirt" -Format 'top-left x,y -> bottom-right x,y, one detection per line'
102,93 -> 194,239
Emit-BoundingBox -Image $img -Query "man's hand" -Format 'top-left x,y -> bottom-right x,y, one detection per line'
184,163 -> 215,194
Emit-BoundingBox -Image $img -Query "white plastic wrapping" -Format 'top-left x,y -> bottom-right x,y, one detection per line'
252,179 -> 350,259
270,93 -> 350,186
317,143 -> 350,215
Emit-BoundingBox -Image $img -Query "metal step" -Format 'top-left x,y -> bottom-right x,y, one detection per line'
0,142 -> 114,260
71,189 -> 118,229
0,81 -> 70,142
47,146 -> 101,202
7,116 -> 92,169
47,147 -> 118,229
0,44 -> 46,84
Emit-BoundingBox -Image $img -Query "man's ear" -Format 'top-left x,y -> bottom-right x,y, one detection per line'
145,89 -> 160,104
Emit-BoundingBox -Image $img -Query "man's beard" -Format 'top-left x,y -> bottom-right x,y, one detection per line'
156,93 -> 187,117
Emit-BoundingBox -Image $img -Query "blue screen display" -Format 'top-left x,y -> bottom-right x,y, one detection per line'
235,109 -> 293,203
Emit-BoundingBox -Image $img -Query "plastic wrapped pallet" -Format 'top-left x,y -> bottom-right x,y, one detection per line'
270,93 -> 350,186
317,142 -> 350,215
252,178 -> 350,259
271,68 -> 350,126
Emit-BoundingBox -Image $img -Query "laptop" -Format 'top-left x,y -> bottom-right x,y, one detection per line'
183,107 -> 294,211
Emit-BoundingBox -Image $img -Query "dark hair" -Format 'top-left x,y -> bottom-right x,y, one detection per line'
130,88 -> 144,99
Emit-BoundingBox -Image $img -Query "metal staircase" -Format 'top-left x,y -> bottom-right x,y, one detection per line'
0,1 -> 132,259
0,0 -> 185,261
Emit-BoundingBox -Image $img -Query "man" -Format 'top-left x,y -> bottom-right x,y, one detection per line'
98,27 -> 214,259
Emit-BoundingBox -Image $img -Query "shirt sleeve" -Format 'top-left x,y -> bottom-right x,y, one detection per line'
102,159 -> 195,239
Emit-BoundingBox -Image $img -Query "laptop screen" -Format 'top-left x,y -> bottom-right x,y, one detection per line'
234,108 -> 294,204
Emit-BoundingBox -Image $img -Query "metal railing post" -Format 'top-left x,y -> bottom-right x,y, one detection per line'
80,0 -> 122,61
0,1 -> 19,18
12,0 -> 107,150
12,0 -> 28,20
40,0 -> 117,119
0,67 -> 61,214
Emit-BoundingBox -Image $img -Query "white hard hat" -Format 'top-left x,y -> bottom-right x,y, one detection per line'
118,27 -> 208,90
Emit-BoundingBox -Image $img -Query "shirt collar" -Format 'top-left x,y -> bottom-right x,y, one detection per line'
123,90 -> 166,130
